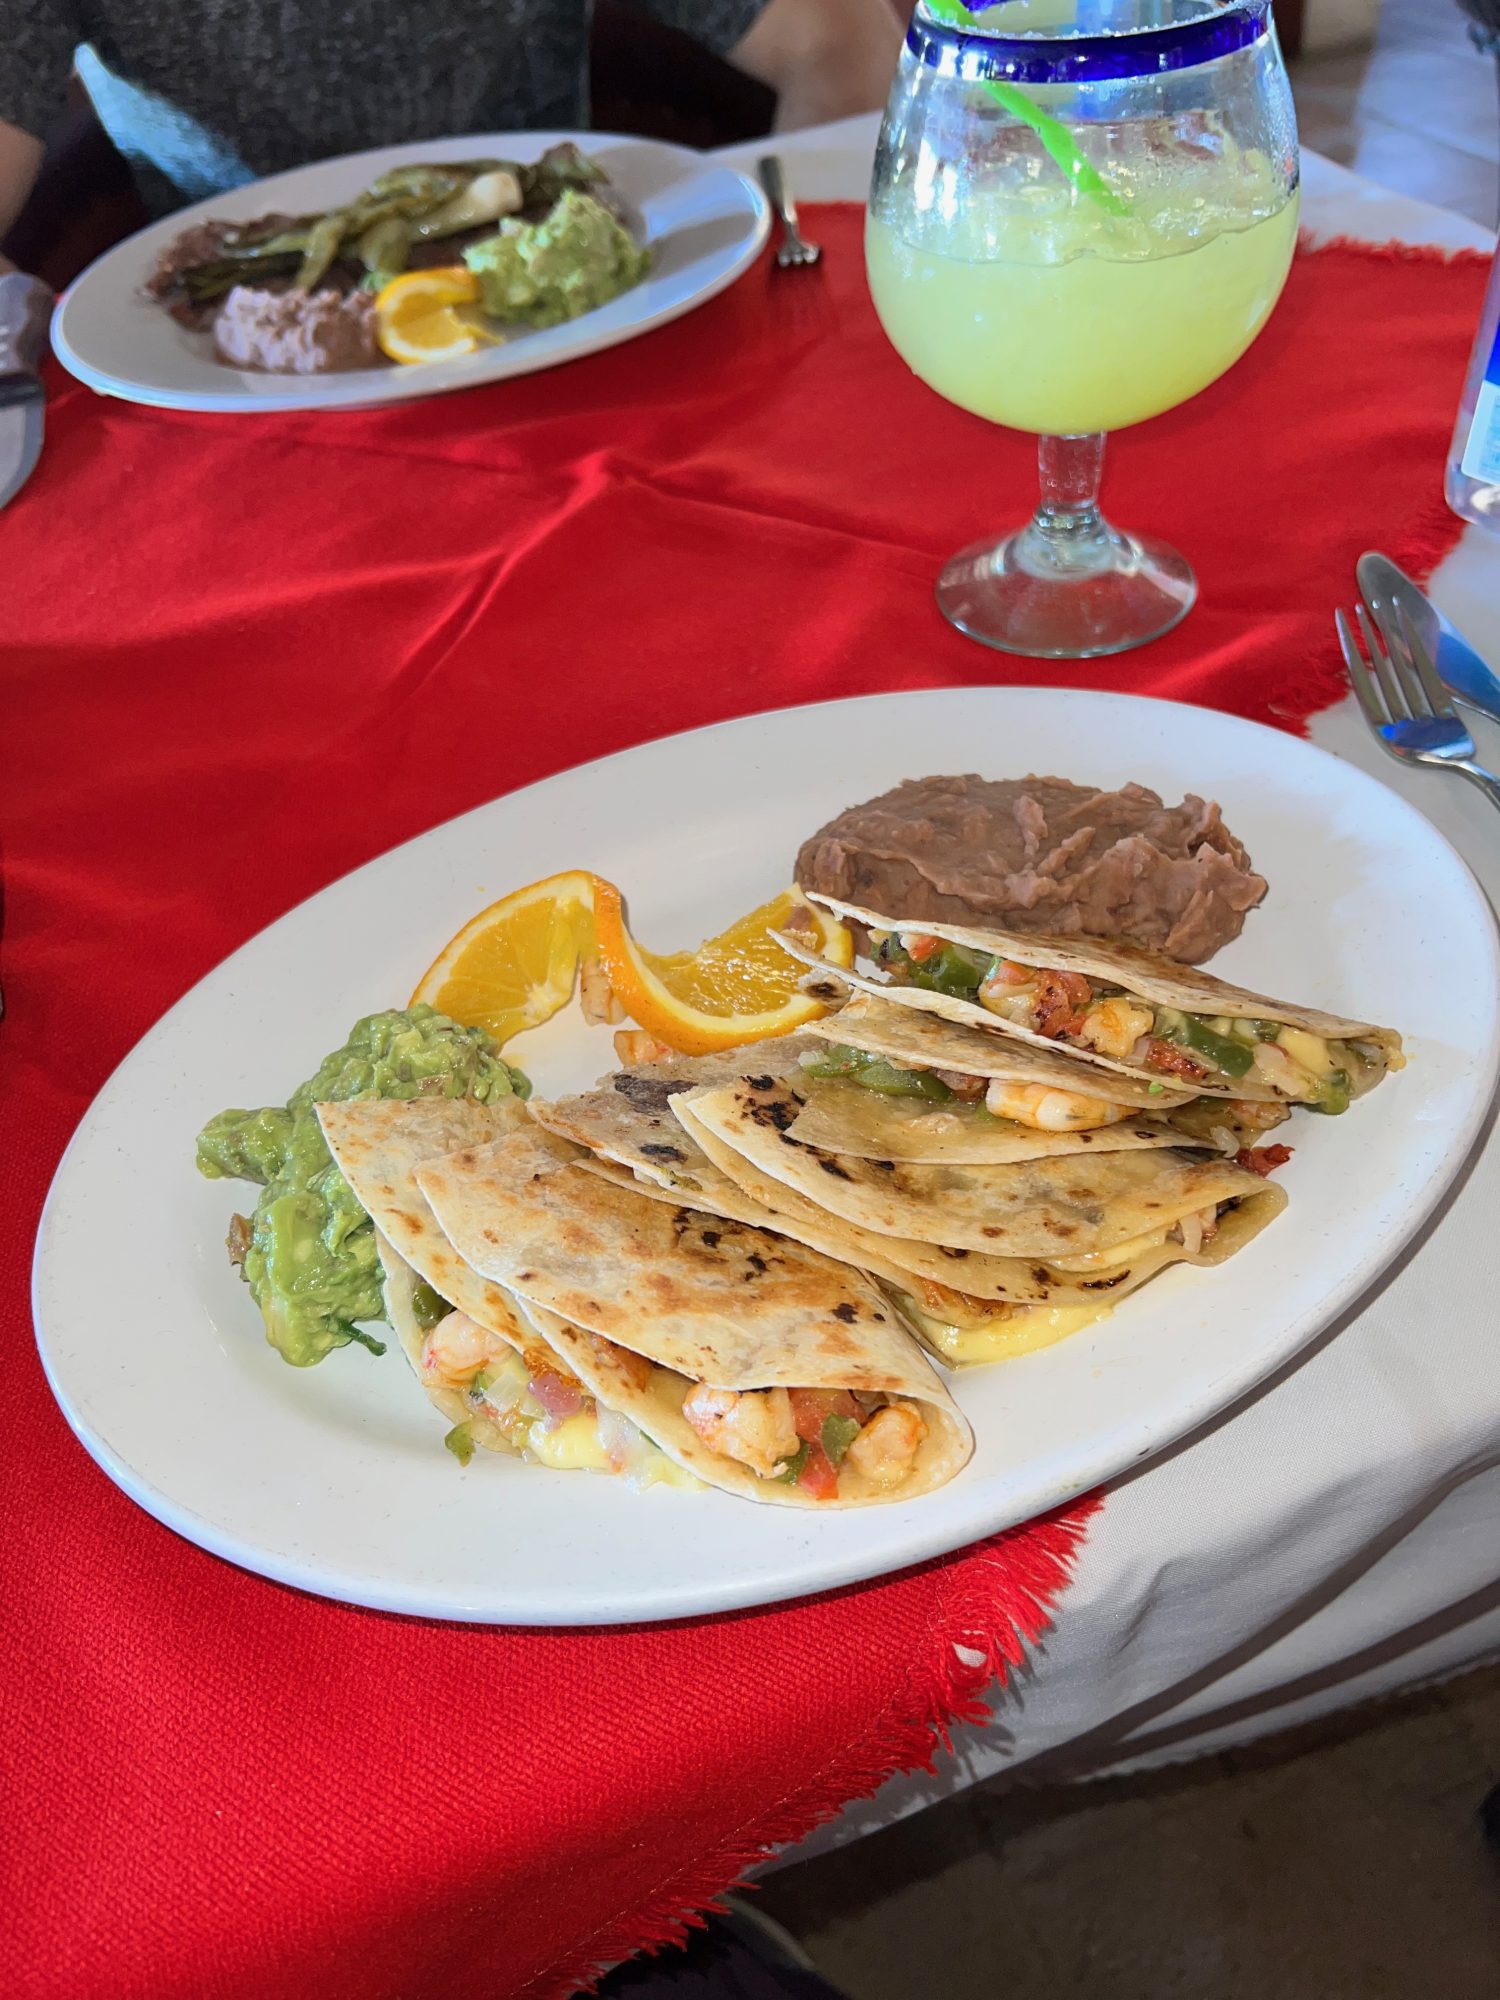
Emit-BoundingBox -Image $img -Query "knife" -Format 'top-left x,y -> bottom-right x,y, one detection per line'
1357,551 -> 1500,731
0,271 -> 50,509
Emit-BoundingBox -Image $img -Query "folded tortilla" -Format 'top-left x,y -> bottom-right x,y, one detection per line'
784,897 -> 1403,1104
533,1055 -> 1283,1367
674,1071 -> 1276,1261
415,1121 -> 972,1506
531,1054 -> 1211,1307
317,1097 -> 685,1480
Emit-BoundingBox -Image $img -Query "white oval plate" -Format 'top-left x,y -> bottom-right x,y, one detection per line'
51,131 -> 768,414
32,689 -> 1500,1624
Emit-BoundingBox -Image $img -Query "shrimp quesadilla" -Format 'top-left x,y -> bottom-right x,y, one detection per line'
415,1120 -> 972,1505
782,897 -> 1403,1109
317,1098 -> 690,1481
531,1051 -> 1282,1367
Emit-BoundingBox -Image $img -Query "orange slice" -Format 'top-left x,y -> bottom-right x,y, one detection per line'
411,870 -> 600,1046
592,884 -> 853,1056
374,266 -> 488,365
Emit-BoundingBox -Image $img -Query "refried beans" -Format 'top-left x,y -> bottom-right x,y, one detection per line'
794,774 -> 1267,963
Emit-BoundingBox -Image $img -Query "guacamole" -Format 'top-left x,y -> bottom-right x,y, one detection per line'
463,189 -> 651,329
197,1005 -> 528,1367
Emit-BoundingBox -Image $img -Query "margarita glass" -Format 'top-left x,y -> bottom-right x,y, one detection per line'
866,1 -> 1299,657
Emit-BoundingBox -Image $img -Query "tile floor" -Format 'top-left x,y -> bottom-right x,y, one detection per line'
756,1665 -> 1500,1997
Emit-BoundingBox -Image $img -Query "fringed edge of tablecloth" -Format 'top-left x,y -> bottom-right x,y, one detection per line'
535,1492 -> 1103,1999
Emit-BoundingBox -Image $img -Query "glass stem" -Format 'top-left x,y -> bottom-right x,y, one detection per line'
1015,432 -> 1118,580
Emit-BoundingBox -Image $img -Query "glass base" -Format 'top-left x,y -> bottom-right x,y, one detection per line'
936,520 -> 1197,660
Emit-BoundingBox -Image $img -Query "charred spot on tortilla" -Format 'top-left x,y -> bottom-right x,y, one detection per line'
612,1074 -> 686,1113
802,978 -> 846,1003
872,1159 -> 896,1173
816,1156 -> 855,1181
640,1143 -> 687,1162
746,1076 -> 776,1092
1082,1271 -> 1133,1291
832,1301 -> 859,1323
941,1247 -> 971,1261
701,1229 -> 721,1248
745,1094 -> 800,1135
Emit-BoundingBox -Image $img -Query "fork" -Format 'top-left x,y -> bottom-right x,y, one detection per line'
757,156 -> 822,269
1336,599 -> 1500,813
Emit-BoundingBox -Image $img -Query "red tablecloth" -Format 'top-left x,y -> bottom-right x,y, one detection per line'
3,209 -> 1486,2000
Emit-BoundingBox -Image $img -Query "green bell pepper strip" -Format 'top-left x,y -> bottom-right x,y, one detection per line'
920,2 -> 1130,218
776,1441 -> 811,1484
800,1045 -> 955,1101
822,1413 -> 863,1466
1160,1013 -> 1256,1078
874,935 -> 986,1002
1307,1068 -> 1351,1116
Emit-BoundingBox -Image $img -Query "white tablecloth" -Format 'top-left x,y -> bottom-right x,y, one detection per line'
713,121 -> 1500,1853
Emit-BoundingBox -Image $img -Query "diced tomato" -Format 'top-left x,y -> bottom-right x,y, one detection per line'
1032,969 -> 1094,1039
794,1439 -> 840,1501
787,1385 -> 860,1443
1235,1143 -> 1294,1178
980,957 -> 1034,991
1145,1037 -> 1209,1080
904,933 -> 943,963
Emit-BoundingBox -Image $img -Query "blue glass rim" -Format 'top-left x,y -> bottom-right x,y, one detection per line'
907,3 -> 1272,86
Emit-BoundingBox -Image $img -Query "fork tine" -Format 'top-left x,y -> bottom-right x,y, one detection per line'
1337,608 -> 1391,737
1356,603 -> 1406,721
1377,602 -> 1434,720
1399,608 -> 1452,719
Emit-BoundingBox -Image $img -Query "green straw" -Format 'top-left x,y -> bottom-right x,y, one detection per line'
921,1 -> 1130,219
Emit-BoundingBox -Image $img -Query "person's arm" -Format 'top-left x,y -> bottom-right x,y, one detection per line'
0,118 -> 51,377
0,116 -> 45,275
728,0 -> 904,131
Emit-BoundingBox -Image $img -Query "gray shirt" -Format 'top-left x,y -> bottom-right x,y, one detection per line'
3,2 -> 767,213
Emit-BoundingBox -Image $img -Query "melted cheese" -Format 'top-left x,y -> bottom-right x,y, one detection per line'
522,1409 -> 704,1490
524,1412 -> 614,1472
1046,1225 -> 1173,1274
903,1297 -> 1113,1365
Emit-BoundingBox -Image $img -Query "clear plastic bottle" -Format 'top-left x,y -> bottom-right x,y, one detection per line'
1447,245 -> 1500,531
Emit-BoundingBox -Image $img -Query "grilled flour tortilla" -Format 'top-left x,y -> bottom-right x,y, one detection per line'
675,1072 -> 1276,1262
318,1098 -> 685,1481
531,1048 -> 1281,1367
668,1083 -> 1282,1365
786,897 -> 1403,1108
415,1120 -> 972,1505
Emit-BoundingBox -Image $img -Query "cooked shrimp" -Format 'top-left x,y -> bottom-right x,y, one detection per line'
421,1311 -> 511,1389
614,1028 -> 675,1066
1228,1097 -> 1290,1134
844,1403 -> 927,1487
681,1384 -> 798,1480
977,958 -> 1038,1026
984,1077 -> 1131,1131
1173,1204 -> 1221,1257
579,954 -> 627,1026
1075,998 -> 1155,1061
